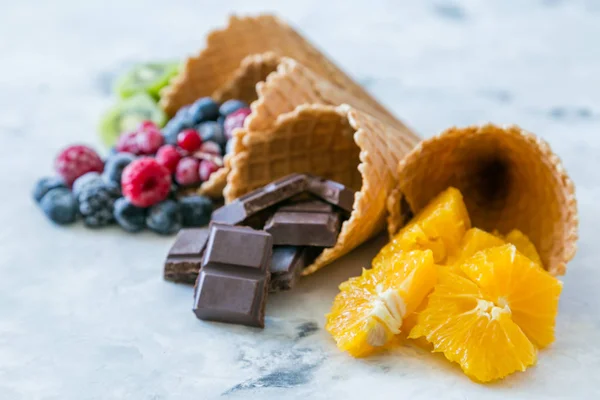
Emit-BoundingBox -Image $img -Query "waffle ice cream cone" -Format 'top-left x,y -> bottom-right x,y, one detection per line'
160,14 -> 415,198
387,124 -> 578,276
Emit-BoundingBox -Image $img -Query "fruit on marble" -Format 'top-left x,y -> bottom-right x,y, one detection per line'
113,197 -> 146,233
39,187 -> 78,225
179,195 -> 213,227
77,180 -> 120,227
187,97 -> 220,123
54,145 -> 104,186
33,177 -> 67,203
409,244 -> 562,382
155,144 -> 181,173
175,157 -> 201,186
373,187 -> 471,266
72,172 -> 104,198
115,62 -> 180,100
115,120 -> 164,155
219,99 -> 248,116
121,158 -> 171,208
198,159 -> 220,182
223,107 -> 251,139
503,229 -> 543,266
325,250 -> 437,357
99,93 -> 166,147
146,200 -> 182,235
103,152 -> 136,186
177,129 -> 202,153
448,228 -> 506,267
197,121 -> 226,147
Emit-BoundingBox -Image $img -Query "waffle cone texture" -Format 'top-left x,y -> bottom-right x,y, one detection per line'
387,124 -> 578,276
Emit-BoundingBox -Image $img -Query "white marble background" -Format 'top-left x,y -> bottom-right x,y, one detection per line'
1,0 -> 599,399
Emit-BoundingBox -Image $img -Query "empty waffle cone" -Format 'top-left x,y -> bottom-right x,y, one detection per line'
386,124 -> 578,276
160,14 -> 412,197
226,59 -> 419,275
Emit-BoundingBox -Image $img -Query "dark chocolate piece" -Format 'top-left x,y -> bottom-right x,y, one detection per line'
193,224 -> 272,328
164,228 -> 210,284
307,176 -> 355,212
269,246 -> 308,292
264,211 -> 341,247
211,174 -> 308,225
277,199 -> 333,214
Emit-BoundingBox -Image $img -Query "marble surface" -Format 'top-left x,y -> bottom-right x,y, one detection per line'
1,0 -> 599,398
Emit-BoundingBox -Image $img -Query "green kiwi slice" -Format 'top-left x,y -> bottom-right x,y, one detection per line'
98,93 -> 166,147
115,62 -> 180,100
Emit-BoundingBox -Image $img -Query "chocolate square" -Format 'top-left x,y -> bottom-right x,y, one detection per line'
264,211 -> 341,247
164,228 -> 210,284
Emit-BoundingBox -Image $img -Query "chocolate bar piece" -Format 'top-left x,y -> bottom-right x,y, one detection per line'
193,224 -> 272,328
277,199 -> 333,213
307,176 -> 355,212
269,246 -> 321,292
264,211 -> 341,247
164,228 -> 210,284
211,174 -> 309,225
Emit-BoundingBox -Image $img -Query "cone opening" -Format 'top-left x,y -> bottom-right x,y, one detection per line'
390,125 -> 577,275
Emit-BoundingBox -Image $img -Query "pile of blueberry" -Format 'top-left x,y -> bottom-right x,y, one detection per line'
33,97 -> 251,235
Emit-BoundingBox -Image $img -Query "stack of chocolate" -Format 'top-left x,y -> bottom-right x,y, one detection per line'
163,174 -> 355,328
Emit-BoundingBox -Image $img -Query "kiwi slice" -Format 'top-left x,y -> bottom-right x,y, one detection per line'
115,62 -> 180,100
98,93 -> 166,147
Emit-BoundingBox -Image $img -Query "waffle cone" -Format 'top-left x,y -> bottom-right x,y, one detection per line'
387,124 -> 578,276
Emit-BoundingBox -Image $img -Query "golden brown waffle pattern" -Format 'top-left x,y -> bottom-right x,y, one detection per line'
387,124 -> 578,276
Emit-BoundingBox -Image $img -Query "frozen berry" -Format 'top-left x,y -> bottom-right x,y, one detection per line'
121,158 -> 171,207
39,188 -> 78,225
199,141 -> 222,156
223,107 -> 251,139
72,172 -> 104,198
219,99 -> 248,116
136,123 -> 164,154
179,195 -> 213,227
146,200 -> 181,235
188,97 -> 219,123
155,145 -> 181,173
177,129 -> 202,152
103,153 -> 135,186
199,159 -> 220,182
78,181 -> 120,227
113,197 -> 146,232
54,145 -> 104,186
197,121 -> 226,146
175,157 -> 201,186
33,177 -> 67,203
162,113 -> 193,145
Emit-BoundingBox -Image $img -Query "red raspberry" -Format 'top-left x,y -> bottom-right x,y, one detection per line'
136,124 -> 164,155
177,129 -> 202,152
175,157 -> 201,186
115,131 -> 140,154
199,141 -> 222,156
121,158 -> 171,207
155,145 -> 181,173
199,159 -> 220,182
224,107 -> 251,139
54,145 -> 104,186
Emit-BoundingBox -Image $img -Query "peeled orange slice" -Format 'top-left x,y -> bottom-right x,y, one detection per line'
504,229 -> 543,266
410,244 -> 562,382
448,228 -> 505,266
326,250 -> 437,357
375,187 -> 471,266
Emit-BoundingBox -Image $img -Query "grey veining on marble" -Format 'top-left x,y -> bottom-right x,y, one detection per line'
1,0 -> 599,399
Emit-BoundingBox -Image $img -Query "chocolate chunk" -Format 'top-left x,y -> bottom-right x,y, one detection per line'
164,228 -> 210,284
211,174 -> 308,225
193,224 -> 272,328
307,176 -> 355,212
264,211 -> 341,247
277,199 -> 333,213
269,246 -> 307,292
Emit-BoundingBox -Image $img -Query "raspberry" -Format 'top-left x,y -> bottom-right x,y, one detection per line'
116,121 -> 164,155
136,127 -> 164,155
121,158 -> 171,207
175,157 -> 201,186
199,159 -> 220,182
223,107 -> 251,139
155,145 -> 181,173
177,129 -> 202,152
54,145 -> 104,186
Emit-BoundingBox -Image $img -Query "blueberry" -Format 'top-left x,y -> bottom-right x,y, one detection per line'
188,97 -> 219,123
78,181 -> 120,228
103,152 -> 135,185
217,115 -> 225,128
33,177 -> 67,203
39,188 -> 78,225
179,195 -> 213,227
162,107 -> 194,144
113,197 -> 146,232
146,200 -> 182,235
219,99 -> 248,116
72,172 -> 104,198
197,121 -> 226,146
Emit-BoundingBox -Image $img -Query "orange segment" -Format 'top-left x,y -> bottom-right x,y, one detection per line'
409,268 -> 538,382
460,245 -> 562,348
504,229 -> 543,266
376,187 -> 471,265
448,228 -> 505,266
326,250 -> 437,357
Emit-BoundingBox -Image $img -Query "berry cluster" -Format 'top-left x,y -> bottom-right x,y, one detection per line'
33,96 -> 251,235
